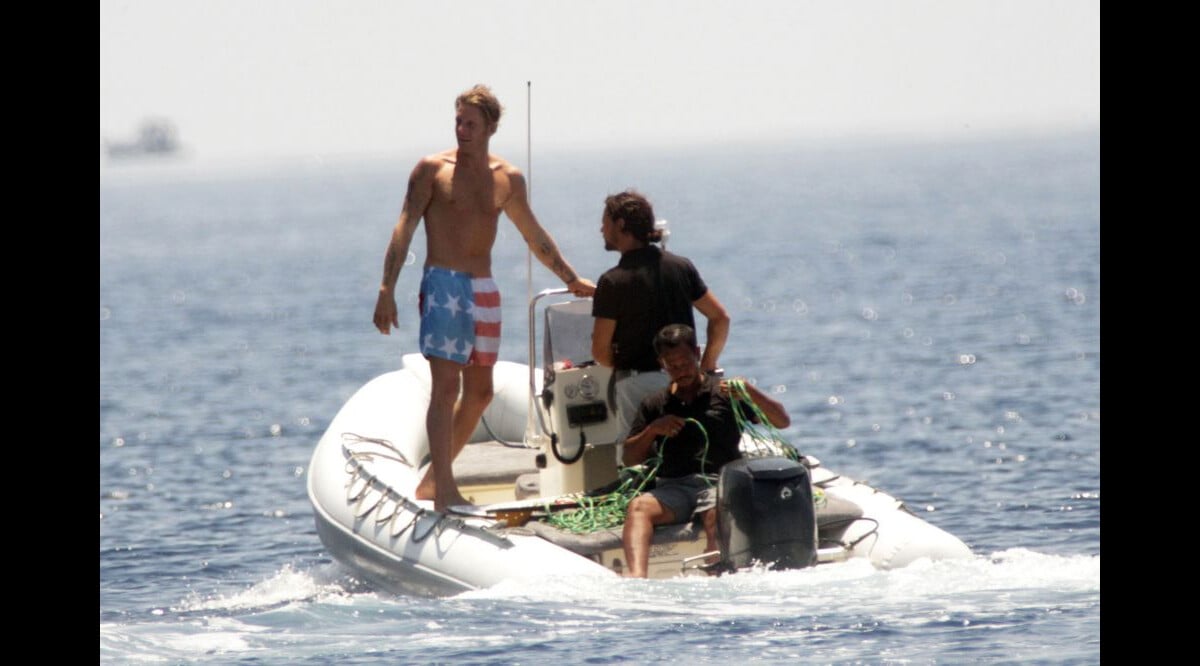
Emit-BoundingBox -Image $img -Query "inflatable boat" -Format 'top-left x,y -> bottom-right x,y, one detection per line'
306,290 -> 973,597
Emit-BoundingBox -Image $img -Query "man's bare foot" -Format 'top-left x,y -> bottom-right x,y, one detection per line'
414,470 -> 470,510
414,474 -> 436,501
700,546 -> 726,576
435,490 -> 472,513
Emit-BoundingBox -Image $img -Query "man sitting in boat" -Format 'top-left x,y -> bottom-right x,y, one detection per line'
621,324 -> 791,577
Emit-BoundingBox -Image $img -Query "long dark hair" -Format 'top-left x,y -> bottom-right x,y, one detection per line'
604,190 -> 663,244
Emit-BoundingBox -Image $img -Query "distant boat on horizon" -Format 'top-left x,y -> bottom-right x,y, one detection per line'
103,119 -> 181,160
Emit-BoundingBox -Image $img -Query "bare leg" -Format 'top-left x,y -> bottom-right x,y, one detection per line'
621,494 -> 675,578
416,357 -> 471,511
446,363 -> 495,470
415,360 -> 495,510
701,508 -> 720,566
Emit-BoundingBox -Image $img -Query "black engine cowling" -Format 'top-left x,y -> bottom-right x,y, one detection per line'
716,456 -> 818,571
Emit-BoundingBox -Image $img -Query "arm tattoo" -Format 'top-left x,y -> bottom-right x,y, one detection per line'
536,240 -> 576,283
404,175 -> 417,206
554,259 -> 577,283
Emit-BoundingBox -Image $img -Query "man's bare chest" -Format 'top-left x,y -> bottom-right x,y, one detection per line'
434,166 -> 508,214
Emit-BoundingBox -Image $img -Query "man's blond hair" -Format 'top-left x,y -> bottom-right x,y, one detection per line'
456,84 -> 503,128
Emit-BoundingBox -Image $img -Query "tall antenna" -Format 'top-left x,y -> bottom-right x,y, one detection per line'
524,80 -> 538,446
526,81 -> 532,304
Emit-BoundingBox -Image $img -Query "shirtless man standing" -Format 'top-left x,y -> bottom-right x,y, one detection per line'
372,84 -> 595,511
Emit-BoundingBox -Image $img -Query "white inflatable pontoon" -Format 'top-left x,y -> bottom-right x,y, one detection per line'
307,290 -> 972,597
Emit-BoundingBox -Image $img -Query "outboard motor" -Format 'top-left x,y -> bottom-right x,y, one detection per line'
716,456 -> 817,571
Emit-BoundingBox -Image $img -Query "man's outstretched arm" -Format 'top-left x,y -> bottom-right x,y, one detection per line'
502,168 -> 595,297
373,158 -> 436,334
693,290 -> 730,373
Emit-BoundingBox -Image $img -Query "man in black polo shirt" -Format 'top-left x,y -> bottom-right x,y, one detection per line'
620,324 -> 791,578
591,190 -> 730,462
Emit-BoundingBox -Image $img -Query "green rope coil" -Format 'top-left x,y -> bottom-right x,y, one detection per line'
543,417 -> 708,534
542,458 -> 660,533
726,379 -> 801,461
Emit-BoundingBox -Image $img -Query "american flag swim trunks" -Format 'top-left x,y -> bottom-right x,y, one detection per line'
417,266 -> 501,367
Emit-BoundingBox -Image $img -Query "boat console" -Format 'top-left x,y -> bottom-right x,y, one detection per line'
526,291 -> 623,497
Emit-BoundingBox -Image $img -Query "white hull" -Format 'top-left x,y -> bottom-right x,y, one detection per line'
307,351 -> 971,596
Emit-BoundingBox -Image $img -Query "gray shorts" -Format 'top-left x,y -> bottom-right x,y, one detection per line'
648,474 -> 719,524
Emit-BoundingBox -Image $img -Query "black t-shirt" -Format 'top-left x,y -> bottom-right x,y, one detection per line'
628,375 -> 743,478
592,246 -> 708,371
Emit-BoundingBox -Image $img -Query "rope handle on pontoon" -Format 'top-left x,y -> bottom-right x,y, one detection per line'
340,432 -> 414,468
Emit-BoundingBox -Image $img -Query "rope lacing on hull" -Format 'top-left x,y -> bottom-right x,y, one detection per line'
338,432 -> 512,546
340,432 -> 414,468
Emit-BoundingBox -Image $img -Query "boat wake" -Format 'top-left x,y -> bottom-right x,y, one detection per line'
100,549 -> 1097,664
456,548 -> 1098,609
160,548 -> 1096,619
173,563 -> 365,616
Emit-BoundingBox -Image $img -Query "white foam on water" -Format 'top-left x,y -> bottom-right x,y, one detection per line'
454,548 -> 1097,619
100,616 -> 263,664
176,562 -> 358,614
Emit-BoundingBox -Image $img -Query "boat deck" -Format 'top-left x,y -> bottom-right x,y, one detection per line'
453,441 -> 540,503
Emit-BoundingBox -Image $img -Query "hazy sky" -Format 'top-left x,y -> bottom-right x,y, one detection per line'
100,0 -> 1099,164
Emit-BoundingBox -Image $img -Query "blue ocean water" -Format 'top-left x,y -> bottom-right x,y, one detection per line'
99,129 -> 1100,664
